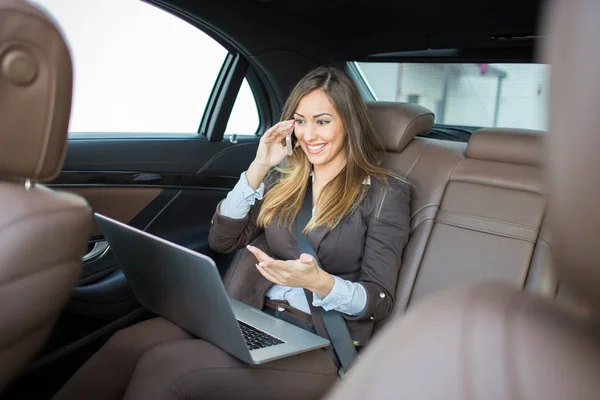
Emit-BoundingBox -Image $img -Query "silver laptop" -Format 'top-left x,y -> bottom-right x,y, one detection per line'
94,213 -> 329,365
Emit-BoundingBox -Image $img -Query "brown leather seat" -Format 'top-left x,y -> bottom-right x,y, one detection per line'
325,1 -> 600,398
367,102 -> 556,325
0,0 -> 92,391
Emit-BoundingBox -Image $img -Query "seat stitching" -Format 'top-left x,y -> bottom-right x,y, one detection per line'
411,211 -> 437,232
0,262 -> 78,349
523,215 -> 549,292
435,220 -> 537,243
0,205 -> 89,238
411,203 -> 438,218
537,237 -> 550,247
404,157 -> 462,311
438,209 -> 540,230
404,139 -> 432,178
0,260 -> 80,297
412,216 -> 436,229
401,112 -> 433,151
450,178 -> 544,195
0,208 -> 88,286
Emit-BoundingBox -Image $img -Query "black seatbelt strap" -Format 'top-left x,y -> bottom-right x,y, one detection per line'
296,180 -> 357,374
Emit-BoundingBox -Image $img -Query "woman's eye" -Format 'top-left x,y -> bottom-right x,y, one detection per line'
294,119 -> 305,125
317,120 -> 331,126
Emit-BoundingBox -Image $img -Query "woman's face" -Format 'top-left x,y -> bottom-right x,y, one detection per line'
293,89 -> 347,168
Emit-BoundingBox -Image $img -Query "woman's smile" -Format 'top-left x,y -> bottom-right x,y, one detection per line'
305,142 -> 327,154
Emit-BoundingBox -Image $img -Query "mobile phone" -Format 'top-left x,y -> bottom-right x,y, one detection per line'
285,129 -> 296,156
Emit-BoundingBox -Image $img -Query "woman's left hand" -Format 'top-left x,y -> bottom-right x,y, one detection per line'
246,245 -> 335,298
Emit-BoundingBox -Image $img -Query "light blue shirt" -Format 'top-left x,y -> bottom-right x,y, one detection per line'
219,171 -> 368,316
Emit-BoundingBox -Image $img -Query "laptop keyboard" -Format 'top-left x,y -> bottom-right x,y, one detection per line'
238,320 -> 284,350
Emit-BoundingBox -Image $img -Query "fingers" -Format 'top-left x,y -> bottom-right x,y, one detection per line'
273,125 -> 294,145
299,253 -> 314,264
247,246 -> 285,283
246,245 -> 273,263
256,262 -> 283,285
257,258 -> 290,282
263,121 -> 290,138
263,120 -> 294,143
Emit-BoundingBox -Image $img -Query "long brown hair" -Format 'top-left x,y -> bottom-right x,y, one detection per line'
258,66 -> 397,232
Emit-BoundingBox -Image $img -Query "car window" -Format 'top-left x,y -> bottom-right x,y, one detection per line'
31,0 -> 259,136
353,62 -> 549,131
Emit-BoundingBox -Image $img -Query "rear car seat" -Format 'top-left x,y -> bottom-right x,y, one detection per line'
367,102 -> 558,325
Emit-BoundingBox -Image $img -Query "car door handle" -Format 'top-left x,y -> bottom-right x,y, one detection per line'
83,240 -> 110,263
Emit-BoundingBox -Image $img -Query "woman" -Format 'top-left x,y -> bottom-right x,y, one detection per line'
53,66 -> 411,400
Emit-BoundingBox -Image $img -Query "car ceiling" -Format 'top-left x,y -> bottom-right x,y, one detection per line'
156,0 -> 545,64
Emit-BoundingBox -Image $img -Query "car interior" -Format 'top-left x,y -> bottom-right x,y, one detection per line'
3,0 -> 597,398
326,2 -> 600,398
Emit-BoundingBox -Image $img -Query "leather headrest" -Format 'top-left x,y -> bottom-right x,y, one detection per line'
0,0 -> 73,183
545,0 -> 600,311
466,128 -> 545,166
367,102 -> 434,152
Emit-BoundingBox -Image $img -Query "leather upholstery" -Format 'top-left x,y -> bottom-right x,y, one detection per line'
380,138 -> 465,315
366,101 -> 434,152
326,1 -> 600,399
0,0 -> 91,390
0,0 -> 73,183
467,128 -> 545,167
524,219 -> 557,295
546,0 -> 600,312
327,284 -> 600,400
369,103 -> 554,339
371,114 -> 551,313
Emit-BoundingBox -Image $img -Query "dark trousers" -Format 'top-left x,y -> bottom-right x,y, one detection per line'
53,316 -> 338,400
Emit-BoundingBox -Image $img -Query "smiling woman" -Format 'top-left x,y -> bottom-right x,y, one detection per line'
258,67 -> 397,232
53,66 -> 412,400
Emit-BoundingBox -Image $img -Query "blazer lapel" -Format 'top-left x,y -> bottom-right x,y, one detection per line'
223,234 -> 273,310
308,224 -> 330,256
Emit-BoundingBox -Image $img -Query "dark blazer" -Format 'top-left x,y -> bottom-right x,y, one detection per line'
208,170 -> 411,346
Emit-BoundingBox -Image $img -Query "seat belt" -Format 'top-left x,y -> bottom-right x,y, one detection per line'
296,180 -> 358,375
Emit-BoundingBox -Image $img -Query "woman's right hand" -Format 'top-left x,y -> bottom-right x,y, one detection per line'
254,120 -> 295,168
245,120 -> 295,189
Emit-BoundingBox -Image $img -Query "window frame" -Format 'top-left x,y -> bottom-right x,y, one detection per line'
62,0 -> 268,140
146,0 -> 271,141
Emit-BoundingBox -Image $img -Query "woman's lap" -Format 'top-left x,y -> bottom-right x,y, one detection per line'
54,316 -> 338,400
53,317 -> 193,400
123,335 -> 338,400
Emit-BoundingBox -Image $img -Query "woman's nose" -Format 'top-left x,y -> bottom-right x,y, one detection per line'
303,124 -> 317,141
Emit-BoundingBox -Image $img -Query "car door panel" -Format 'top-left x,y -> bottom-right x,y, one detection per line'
63,135 -> 259,175
48,135 -> 258,321
58,187 -> 163,237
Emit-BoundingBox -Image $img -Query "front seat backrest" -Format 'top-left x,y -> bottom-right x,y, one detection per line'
0,0 -> 92,390
546,0 -> 600,312
324,1 -> 600,399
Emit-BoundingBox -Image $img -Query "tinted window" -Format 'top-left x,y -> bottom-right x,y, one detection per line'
354,62 -> 549,131
31,0 -> 259,135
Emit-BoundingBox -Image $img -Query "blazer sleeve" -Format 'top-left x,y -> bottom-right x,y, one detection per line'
208,169 -> 280,253
345,178 -> 411,322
